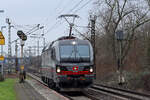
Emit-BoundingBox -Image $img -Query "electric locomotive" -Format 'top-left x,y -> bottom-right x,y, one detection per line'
41,36 -> 94,91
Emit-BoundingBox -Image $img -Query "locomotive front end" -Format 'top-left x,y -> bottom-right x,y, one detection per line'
56,39 -> 94,88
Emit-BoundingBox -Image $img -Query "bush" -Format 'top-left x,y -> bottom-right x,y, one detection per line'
125,70 -> 150,91
0,74 -> 4,82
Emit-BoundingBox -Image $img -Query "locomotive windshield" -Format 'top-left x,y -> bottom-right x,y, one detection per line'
60,45 -> 90,62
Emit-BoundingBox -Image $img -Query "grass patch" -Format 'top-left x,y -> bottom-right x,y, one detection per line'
0,78 -> 17,100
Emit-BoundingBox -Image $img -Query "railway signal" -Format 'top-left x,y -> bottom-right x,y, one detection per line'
17,30 -> 27,80
17,30 -> 27,41
16,30 -> 27,60
115,30 -> 125,85
116,30 -> 124,41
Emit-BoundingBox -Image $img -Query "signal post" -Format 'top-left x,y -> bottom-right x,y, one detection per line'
90,15 -> 97,79
17,30 -> 27,73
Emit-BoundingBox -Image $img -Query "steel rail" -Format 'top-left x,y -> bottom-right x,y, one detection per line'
27,72 -> 95,100
91,84 -> 150,100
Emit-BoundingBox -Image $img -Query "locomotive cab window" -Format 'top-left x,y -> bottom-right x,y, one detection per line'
51,48 -> 56,59
60,45 -> 75,58
76,45 -> 90,58
60,44 -> 90,62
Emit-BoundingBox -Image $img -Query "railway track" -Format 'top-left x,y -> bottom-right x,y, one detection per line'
27,71 -> 150,100
61,92 -> 91,100
27,72 -> 93,100
89,84 -> 150,100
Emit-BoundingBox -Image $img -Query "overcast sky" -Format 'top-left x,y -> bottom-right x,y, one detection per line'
0,0 -> 94,56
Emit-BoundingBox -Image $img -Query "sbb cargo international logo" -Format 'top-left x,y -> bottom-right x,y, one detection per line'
73,66 -> 78,71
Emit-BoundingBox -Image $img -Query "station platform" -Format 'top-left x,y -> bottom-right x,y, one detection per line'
15,81 -> 46,100
14,77 -> 69,100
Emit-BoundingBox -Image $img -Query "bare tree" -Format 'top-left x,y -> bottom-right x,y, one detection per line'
94,0 -> 150,83
145,0 -> 150,7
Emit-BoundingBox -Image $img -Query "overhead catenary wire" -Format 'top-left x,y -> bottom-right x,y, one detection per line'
42,0 -> 75,27
14,24 -> 38,31
44,20 -> 62,35
73,0 -> 92,13
73,27 -> 90,41
11,19 -> 37,31
44,0 -> 86,33
74,24 -> 90,28
56,0 -> 76,15
44,0 -> 93,36
68,0 -> 85,13
11,24 -> 40,43
5,19 -> 41,47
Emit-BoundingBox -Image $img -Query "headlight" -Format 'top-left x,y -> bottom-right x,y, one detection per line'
72,41 -> 76,45
56,67 -> 61,73
89,67 -> 93,73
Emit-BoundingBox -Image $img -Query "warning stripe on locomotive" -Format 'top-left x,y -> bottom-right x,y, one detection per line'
57,71 -> 92,75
